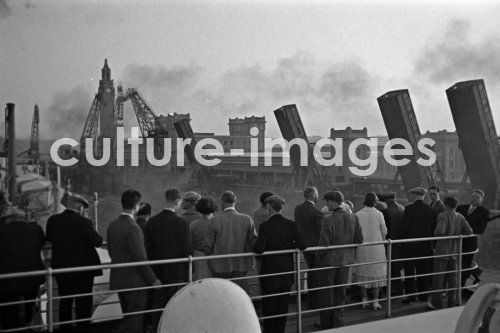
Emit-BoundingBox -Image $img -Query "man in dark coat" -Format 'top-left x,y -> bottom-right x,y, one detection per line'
379,192 -> 405,296
456,189 -> 490,286
294,186 -> 323,308
254,195 -> 306,333
397,187 -> 437,303
108,190 -> 161,333
145,189 -> 191,329
0,206 -> 46,330
46,193 -> 103,332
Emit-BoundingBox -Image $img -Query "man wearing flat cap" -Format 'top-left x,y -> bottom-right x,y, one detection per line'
316,190 -> 363,329
398,186 -> 437,303
46,191 -> 103,332
254,195 -> 306,333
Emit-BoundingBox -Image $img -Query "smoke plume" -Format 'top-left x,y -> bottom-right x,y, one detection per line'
42,86 -> 94,140
415,19 -> 500,87
0,0 -> 12,20
121,51 -> 381,137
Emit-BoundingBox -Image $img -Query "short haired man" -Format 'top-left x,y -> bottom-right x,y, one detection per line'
180,191 -> 202,224
429,186 -> 445,214
254,195 -> 306,333
0,206 -> 46,330
430,196 -> 472,309
398,187 -> 437,303
203,191 -> 257,292
46,192 -> 103,332
145,188 -> 191,329
252,192 -> 273,234
456,189 -> 489,286
294,186 -> 323,309
316,190 -> 363,329
107,190 -> 160,333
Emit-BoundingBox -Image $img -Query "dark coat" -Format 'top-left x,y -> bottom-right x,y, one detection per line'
456,204 -> 489,235
0,221 -> 46,285
294,201 -> 323,247
253,214 -> 306,290
46,210 -> 102,278
386,200 -> 405,240
145,210 -> 191,283
397,200 -> 437,250
456,204 -> 490,251
430,200 -> 445,214
107,214 -> 157,290
136,217 -> 148,234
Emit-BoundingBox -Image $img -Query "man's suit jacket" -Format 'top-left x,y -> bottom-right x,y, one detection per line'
145,210 -> 191,283
386,201 -> 405,240
456,204 -> 489,235
203,208 -> 257,273
136,217 -> 148,234
107,214 -> 157,290
294,201 -> 323,247
0,221 -> 46,285
397,200 -> 437,250
46,209 -> 102,278
456,204 -> 490,251
316,208 -> 363,267
254,214 -> 306,290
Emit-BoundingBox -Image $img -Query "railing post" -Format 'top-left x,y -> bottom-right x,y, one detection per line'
296,249 -> 302,333
47,268 -> 54,332
457,235 -> 463,306
386,240 -> 392,318
188,255 -> 193,283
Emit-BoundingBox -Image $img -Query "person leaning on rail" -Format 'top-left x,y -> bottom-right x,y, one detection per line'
46,192 -> 103,333
107,190 -> 161,333
294,186 -> 323,310
202,191 -> 257,293
0,205 -> 46,330
397,186 -> 437,304
456,189 -> 490,286
254,195 -> 307,333
378,192 -> 406,297
144,189 -> 191,331
429,196 -> 472,310
315,190 -> 363,329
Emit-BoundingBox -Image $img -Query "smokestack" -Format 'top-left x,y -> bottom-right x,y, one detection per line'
5,103 -> 16,204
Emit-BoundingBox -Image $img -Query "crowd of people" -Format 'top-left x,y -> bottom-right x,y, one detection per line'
0,184 -> 491,333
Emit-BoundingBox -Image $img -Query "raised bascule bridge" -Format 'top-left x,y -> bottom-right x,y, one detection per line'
3,61 -> 500,333
60,61 -> 500,227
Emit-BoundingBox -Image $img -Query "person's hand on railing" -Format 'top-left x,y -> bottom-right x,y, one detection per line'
152,279 -> 162,287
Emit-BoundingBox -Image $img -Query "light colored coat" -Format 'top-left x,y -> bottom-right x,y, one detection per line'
353,207 -> 387,279
203,208 -> 257,273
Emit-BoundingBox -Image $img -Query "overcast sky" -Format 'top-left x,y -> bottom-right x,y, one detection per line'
2,0 -> 500,140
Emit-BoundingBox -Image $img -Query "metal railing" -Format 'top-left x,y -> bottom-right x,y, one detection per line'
0,234 -> 479,333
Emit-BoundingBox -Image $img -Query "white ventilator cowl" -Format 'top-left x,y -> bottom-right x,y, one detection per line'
158,278 -> 261,333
